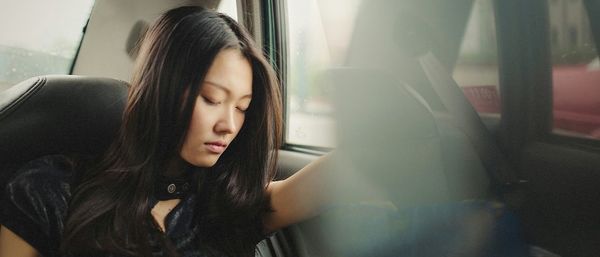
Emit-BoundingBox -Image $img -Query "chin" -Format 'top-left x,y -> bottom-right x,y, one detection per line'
188,155 -> 220,168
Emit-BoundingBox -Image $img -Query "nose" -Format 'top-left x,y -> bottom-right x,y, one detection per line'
214,108 -> 236,135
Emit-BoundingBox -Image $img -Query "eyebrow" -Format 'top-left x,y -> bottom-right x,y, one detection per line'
205,81 -> 252,99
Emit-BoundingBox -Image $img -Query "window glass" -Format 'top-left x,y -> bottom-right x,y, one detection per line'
452,0 -> 501,118
0,0 -> 95,92
285,0 -> 361,148
549,0 -> 600,139
217,0 -> 238,21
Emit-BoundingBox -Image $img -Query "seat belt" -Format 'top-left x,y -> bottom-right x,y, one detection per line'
417,52 -> 528,206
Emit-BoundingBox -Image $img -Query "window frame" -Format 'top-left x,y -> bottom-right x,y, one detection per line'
69,12 -> 93,75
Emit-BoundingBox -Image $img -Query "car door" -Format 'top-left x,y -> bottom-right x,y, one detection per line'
494,1 -> 600,256
256,0 -> 600,257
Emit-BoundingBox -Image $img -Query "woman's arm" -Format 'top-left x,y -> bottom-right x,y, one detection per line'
262,157 -> 329,232
0,225 -> 39,257
263,153 -> 364,232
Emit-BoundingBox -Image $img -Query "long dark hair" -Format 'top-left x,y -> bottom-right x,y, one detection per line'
61,6 -> 282,256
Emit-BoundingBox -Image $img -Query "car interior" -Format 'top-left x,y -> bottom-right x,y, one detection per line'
1,0 -> 600,256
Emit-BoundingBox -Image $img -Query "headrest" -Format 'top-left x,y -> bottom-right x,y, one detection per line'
330,68 -> 438,147
329,68 -> 450,207
0,75 -> 129,187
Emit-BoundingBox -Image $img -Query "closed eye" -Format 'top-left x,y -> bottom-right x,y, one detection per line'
201,96 -> 219,105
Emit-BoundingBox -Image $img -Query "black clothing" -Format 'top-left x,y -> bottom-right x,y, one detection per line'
0,155 -> 263,257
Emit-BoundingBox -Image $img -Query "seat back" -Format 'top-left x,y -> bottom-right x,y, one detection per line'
0,75 -> 129,195
331,67 -> 451,206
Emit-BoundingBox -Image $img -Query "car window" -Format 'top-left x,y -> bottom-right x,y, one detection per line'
549,0 -> 600,140
217,0 -> 237,21
452,0 -> 501,119
0,0 -> 95,91
285,0 -> 361,148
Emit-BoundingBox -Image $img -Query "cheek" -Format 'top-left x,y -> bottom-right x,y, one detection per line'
181,105 -> 205,152
187,111 -> 202,136
188,98 -> 217,134
234,114 -> 246,136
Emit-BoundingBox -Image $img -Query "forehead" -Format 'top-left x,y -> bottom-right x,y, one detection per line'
202,49 -> 253,96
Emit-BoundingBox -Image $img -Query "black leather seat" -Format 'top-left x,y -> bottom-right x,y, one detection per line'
0,75 -> 129,196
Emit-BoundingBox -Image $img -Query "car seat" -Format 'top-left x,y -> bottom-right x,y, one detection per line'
0,75 -> 128,200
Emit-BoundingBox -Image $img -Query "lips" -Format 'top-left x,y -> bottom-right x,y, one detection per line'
205,141 -> 227,154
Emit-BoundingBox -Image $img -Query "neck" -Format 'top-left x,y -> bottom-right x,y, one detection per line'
154,157 -> 199,201
163,156 -> 189,177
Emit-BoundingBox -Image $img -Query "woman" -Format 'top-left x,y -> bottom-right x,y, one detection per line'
0,6 -> 330,257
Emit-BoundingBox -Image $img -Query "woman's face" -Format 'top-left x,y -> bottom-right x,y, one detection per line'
180,48 -> 253,167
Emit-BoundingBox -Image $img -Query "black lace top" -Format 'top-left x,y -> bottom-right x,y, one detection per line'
0,155 -> 264,257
